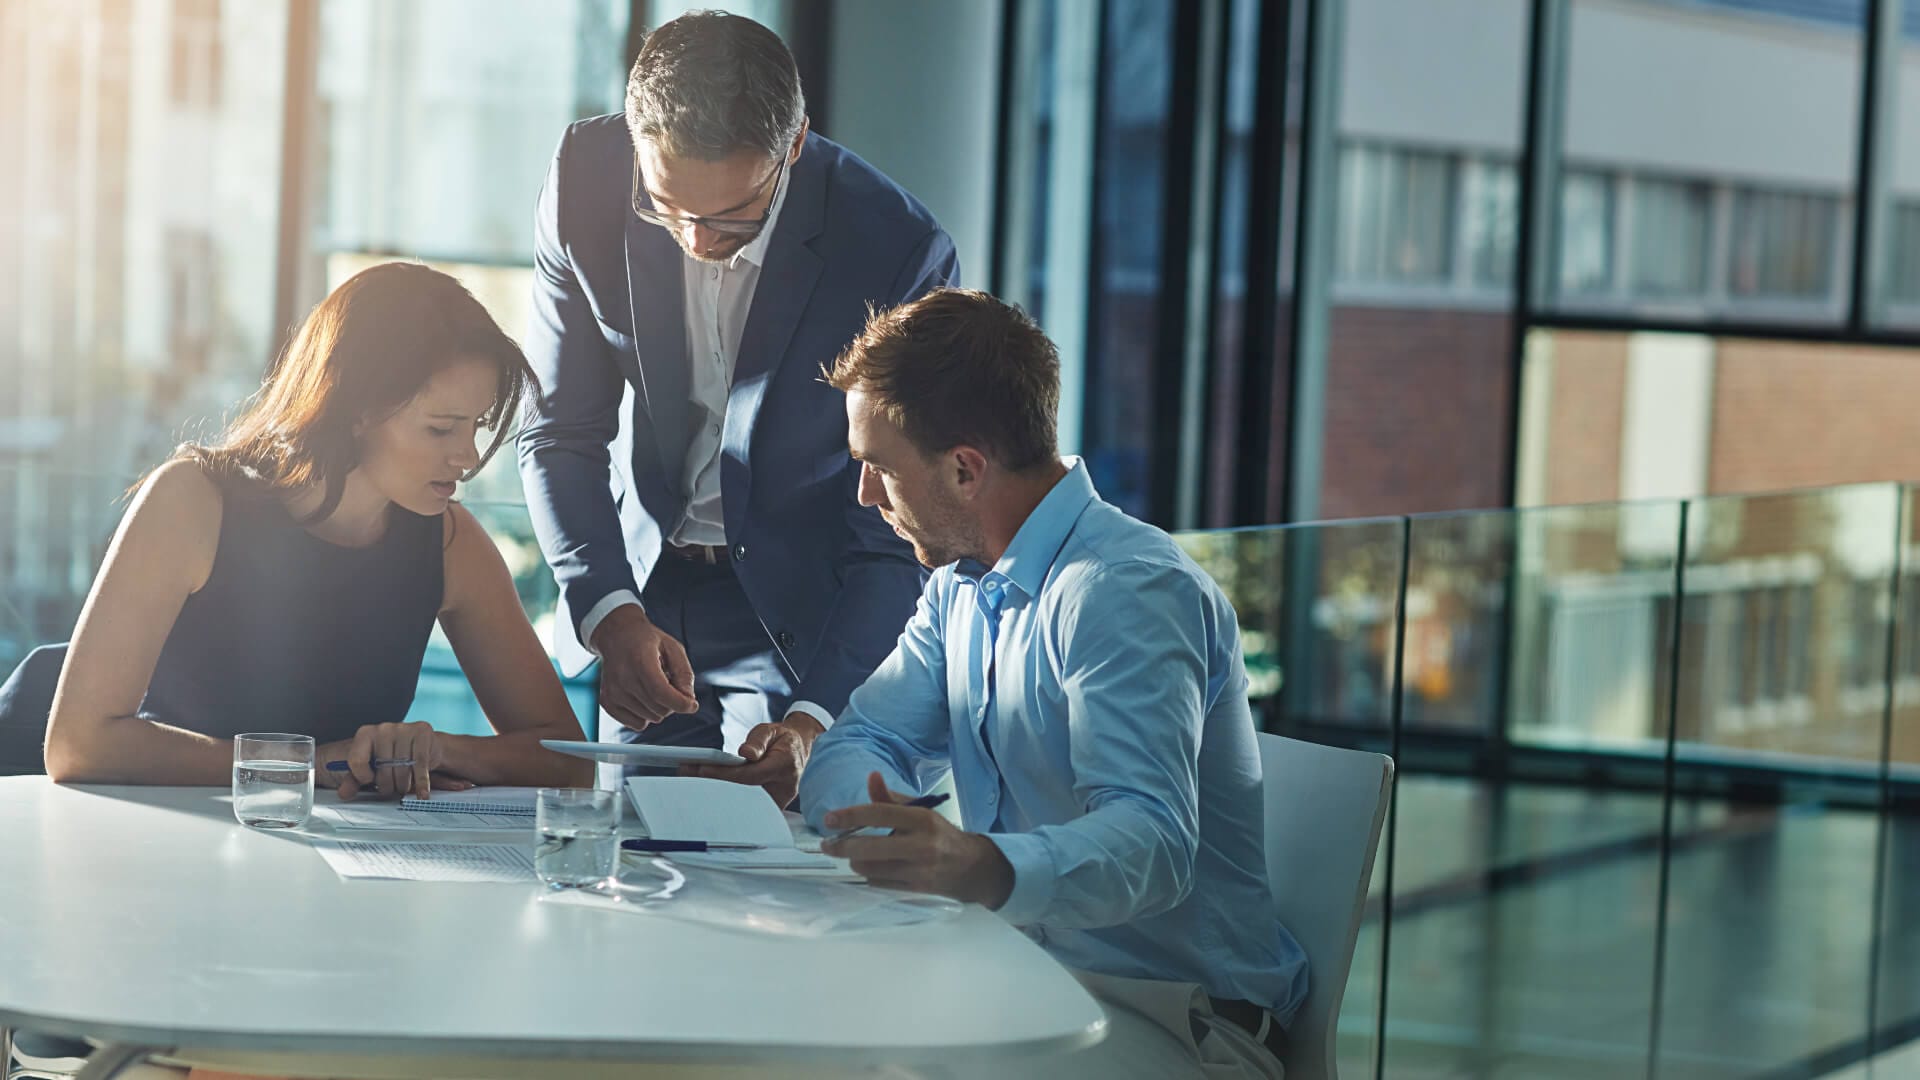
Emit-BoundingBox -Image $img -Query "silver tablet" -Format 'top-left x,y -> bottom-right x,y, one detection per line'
540,740 -> 747,767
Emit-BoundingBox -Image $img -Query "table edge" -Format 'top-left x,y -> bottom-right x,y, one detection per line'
0,1006 -> 1109,1067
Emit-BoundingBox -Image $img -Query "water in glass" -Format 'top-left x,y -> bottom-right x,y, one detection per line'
534,787 -> 619,889
233,759 -> 314,828
535,824 -> 619,888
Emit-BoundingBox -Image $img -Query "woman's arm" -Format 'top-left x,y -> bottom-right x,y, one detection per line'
44,461 -> 229,785
434,504 -> 594,788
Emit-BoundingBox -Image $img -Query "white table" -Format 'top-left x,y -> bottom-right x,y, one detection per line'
0,778 -> 1105,1077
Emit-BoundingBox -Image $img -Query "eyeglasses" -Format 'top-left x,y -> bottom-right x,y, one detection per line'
630,156 -> 788,238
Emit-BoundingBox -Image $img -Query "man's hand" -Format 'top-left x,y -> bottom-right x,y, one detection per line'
821,772 -> 1014,908
592,605 -> 700,732
682,711 -> 823,808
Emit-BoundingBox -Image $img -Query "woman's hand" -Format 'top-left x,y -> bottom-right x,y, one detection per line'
316,721 -> 472,800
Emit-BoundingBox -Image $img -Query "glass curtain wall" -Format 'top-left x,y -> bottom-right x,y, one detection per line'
0,0 -> 292,672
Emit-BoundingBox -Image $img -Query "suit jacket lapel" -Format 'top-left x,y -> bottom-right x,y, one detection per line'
723,139 -> 828,538
625,195 -> 691,497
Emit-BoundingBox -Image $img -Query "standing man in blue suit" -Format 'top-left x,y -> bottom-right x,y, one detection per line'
518,11 -> 954,803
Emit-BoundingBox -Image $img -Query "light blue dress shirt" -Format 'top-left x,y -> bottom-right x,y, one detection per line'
800,460 -> 1309,1022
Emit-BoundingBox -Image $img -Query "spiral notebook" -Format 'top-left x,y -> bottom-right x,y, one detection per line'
393,787 -> 539,816
311,787 -> 540,832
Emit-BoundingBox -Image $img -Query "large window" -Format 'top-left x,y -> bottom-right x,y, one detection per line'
0,0 -> 292,673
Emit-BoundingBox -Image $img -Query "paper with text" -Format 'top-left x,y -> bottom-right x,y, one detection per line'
309,840 -> 535,883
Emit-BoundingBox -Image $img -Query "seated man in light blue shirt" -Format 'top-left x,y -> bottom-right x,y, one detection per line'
800,288 -> 1308,1079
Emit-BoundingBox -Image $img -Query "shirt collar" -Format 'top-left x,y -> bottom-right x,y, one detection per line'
728,158 -> 790,271
975,457 -> 1095,600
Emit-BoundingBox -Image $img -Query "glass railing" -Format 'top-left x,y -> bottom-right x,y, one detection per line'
5,463 -> 1917,1075
1171,482 -> 1918,1078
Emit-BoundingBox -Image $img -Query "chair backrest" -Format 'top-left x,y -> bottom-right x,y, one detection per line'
0,645 -> 65,777
1258,732 -> 1393,1080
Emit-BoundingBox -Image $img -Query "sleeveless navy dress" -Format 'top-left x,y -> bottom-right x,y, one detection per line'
0,479 -> 444,772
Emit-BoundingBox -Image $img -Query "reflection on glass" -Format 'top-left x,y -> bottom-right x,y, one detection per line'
1676,485 -> 1898,767
1507,500 -> 1683,755
1400,512 -> 1515,733
1175,520 -> 1407,725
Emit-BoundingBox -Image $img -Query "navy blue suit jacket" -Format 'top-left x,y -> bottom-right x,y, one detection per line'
517,116 -> 956,718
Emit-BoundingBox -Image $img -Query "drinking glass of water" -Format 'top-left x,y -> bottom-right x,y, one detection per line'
535,788 -> 620,889
232,733 -> 315,828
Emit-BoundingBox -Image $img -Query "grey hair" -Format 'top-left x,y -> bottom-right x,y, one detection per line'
624,10 -> 807,162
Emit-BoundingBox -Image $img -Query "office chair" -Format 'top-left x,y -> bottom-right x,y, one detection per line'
1257,733 -> 1393,1080
2,1028 -> 89,1080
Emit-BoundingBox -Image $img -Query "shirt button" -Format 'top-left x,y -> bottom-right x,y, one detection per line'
711,268 -> 720,280
732,544 -> 748,561
709,421 -> 721,436
776,630 -> 796,649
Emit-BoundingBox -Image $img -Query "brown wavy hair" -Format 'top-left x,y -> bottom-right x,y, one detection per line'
169,262 -> 535,523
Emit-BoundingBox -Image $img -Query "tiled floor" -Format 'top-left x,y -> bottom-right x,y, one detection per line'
1331,776 -> 1919,1079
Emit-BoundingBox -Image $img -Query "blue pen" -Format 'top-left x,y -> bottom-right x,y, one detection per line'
620,838 -> 766,853
823,791 -> 951,844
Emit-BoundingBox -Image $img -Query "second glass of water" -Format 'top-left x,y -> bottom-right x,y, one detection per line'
535,788 -> 620,889
232,733 -> 315,828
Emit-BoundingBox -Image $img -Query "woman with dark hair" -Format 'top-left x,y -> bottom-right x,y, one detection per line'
22,261 -> 592,795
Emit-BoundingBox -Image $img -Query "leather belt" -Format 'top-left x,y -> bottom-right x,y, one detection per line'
663,543 -> 727,565
1207,996 -> 1289,1060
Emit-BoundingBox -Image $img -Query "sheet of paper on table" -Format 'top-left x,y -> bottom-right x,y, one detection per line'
308,839 -> 535,883
311,803 -> 532,831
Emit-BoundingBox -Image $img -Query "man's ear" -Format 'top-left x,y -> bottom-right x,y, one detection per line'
951,445 -> 990,497
788,118 -> 810,164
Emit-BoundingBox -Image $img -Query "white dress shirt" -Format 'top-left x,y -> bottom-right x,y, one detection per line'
578,169 -> 830,731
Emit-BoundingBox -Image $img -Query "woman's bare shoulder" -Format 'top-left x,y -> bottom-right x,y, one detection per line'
123,459 -> 226,588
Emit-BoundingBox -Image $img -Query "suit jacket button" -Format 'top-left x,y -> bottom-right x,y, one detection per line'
776,631 -> 796,649
732,544 -> 748,561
